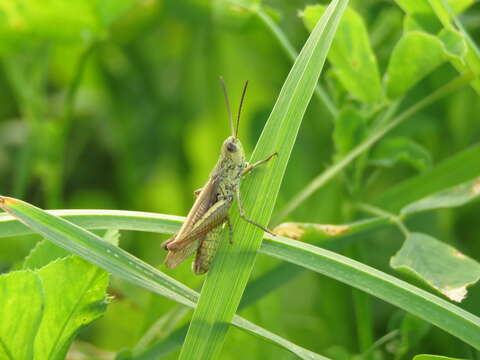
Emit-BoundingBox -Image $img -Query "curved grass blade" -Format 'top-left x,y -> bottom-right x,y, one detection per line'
0,196 -> 327,360
375,143 -> 480,212
260,234 -> 480,350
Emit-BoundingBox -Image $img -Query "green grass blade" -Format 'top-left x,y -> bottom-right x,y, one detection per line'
375,143 -> 480,212
0,197 -> 327,360
260,234 -> 480,350
178,1 -> 348,359
2,200 -> 478,349
0,209 -> 182,239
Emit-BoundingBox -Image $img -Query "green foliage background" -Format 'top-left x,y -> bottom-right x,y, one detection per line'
0,0 -> 479,359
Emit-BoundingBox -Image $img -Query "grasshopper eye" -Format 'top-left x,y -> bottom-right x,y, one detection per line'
226,142 -> 237,152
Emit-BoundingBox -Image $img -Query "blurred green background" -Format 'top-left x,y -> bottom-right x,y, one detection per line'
0,0 -> 479,358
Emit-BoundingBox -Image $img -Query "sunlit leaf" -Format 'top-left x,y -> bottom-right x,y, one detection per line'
385,31 -> 446,99
33,256 -> 109,359
23,239 -> 70,270
394,0 -> 480,95
0,270 -> 44,360
301,5 -> 382,103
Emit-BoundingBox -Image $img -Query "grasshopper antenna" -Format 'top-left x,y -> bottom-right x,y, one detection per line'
236,80 -> 248,138
219,76 -> 234,137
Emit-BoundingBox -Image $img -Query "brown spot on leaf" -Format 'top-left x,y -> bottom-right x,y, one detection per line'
314,224 -> 350,237
452,249 -> 466,259
273,223 -> 305,240
472,178 -> 480,195
442,286 -> 467,303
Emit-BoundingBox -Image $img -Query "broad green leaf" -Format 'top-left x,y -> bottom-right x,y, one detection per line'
391,233 -> 480,302
386,31 -> 446,99
34,256 -> 109,360
375,143 -> 480,212
394,0 -> 480,95
0,270 -> 44,360
370,137 -> 432,171
401,177 -> 480,214
413,355 -> 466,360
333,106 -> 366,158
179,1 -> 348,359
301,5 -> 382,104
23,239 -> 70,270
0,197 -> 326,360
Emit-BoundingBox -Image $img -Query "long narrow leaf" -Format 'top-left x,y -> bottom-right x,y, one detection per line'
260,234 -> 480,349
178,1 -> 348,359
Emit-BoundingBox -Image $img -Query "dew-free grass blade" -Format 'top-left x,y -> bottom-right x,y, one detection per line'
400,176 -> 480,215
260,234 -> 480,350
0,208 -> 183,239
0,196 -> 328,360
177,1 -> 349,359
375,143 -> 480,212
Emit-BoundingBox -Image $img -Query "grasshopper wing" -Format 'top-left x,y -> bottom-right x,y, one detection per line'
165,200 -> 230,269
166,199 -> 230,251
165,237 -> 204,269
163,176 -> 219,250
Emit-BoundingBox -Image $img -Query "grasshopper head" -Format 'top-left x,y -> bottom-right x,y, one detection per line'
222,136 -> 244,162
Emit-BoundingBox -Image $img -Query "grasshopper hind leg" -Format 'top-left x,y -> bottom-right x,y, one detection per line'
193,226 -> 223,275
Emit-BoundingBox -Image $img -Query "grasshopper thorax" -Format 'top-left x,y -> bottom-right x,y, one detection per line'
221,135 -> 245,164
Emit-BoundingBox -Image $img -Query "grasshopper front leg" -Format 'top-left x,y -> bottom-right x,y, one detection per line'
235,186 -> 276,236
242,152 -> 278,177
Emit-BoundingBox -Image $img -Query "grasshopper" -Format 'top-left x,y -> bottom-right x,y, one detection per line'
163,79 -> 277,274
